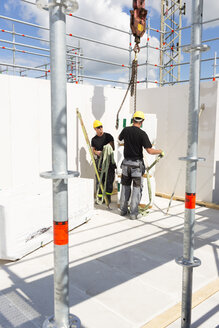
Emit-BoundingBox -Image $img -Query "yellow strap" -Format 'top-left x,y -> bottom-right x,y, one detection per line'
76,109 -> 109,207
96,144 -> 115,205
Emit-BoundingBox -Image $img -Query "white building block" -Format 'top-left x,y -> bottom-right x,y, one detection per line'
0,178 -> 94,260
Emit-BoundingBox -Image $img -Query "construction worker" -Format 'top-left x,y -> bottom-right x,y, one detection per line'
91,120 -> 116,204
118,111 -> 164,220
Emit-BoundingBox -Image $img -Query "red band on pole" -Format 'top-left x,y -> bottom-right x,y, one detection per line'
185,193 -> 196,209
54,221 -> 68,245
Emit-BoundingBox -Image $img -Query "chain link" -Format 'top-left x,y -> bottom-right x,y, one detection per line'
115,46 -> 138,128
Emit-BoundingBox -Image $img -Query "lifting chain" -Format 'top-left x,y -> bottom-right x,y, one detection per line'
130,49 -> 138,113
115,48 -> 139,129
115,0 -> 147,129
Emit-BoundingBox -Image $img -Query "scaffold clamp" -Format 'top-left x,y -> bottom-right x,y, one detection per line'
183,44 -> 210,53
175,256 -> 201,268
179,156 -> 206,162
40,170 -> 79,179
43,314 -> 81,328
36,0 -> 79,14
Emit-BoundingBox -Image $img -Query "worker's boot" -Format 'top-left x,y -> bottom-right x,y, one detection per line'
106,195 -> 111,204
130,213 -> 142,220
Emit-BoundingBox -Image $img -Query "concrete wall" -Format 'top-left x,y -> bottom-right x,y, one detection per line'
135,81 -> 219,203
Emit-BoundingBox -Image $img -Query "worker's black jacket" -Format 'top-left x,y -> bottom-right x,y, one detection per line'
91,132 -> 114,151
119,126 -> 152,160
91,132 -> 116,197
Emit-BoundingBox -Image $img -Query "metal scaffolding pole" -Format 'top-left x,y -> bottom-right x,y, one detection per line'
40,1 -> 80,327
176,1 -> 209,327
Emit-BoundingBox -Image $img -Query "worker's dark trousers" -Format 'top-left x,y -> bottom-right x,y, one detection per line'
120,159 -> 144,216
96,163 -> 115,203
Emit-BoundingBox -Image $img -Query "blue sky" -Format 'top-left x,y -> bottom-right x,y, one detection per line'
0,0 -> 219,85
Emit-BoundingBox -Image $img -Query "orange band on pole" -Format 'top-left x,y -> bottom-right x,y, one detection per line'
185,193 -> 196,209
54,221 -> 68,245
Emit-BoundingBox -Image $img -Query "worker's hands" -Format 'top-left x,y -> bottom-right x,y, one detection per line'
160,151 -> 165,157
96,150 -> 102,157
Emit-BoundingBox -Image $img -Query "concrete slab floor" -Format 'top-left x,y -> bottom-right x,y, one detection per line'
0,196 -> 218,328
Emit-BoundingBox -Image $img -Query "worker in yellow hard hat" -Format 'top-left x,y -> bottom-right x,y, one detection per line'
91,120 -> 116,204
118,111 -> 164,220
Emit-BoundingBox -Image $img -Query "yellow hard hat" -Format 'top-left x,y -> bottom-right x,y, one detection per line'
133,111 -> 145,121
93,120 -> 103,129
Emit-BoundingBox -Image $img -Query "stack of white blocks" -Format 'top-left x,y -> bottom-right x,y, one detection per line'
0,76 -> 94,260
0,179 -> 94,261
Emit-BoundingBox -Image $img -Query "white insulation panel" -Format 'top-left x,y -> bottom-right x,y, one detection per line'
0,178 -> 94,260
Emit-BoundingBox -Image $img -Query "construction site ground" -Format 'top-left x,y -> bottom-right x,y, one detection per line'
0,196 -> 218,328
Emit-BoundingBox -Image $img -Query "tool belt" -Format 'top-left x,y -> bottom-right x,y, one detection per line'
121,159 -> 145,175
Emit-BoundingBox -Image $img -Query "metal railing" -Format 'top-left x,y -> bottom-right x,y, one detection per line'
0,4 -> 218,86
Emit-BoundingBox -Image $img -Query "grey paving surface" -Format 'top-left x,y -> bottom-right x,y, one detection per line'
0,196 -> 218,328
167,292 -> 219,328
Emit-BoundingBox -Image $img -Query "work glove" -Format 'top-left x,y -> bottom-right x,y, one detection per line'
160,151 -> 165,157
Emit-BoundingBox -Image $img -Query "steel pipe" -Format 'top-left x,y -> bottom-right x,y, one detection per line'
49,2 -> 69,327
76,74 -> 129,84
21,0 -> 130,34
162,75 -> 216,84
67,53 -> 129,68
178,1 -> 205,327
0,38 -> 50,52
0,14 -> 49,30
0,61 -> 49,72
68,13 -> 130,35
67,32 -> 129,52
41,1 -> 80,328
1,45 -> 50,58
0,27 -> 80,50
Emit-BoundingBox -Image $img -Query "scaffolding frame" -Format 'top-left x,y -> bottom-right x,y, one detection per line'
159,0 -> 185,85
0,4 -> 218,86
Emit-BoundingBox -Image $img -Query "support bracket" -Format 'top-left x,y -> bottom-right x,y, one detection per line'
176,256 -> 201,268
183,44 -> 210,53
43,314 -> 81,328
179,156 -> 205,162
40,170 -> 79,179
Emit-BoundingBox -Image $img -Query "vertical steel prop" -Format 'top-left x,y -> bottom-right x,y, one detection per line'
40,1 -> 80,327
176,1 -> 209,327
